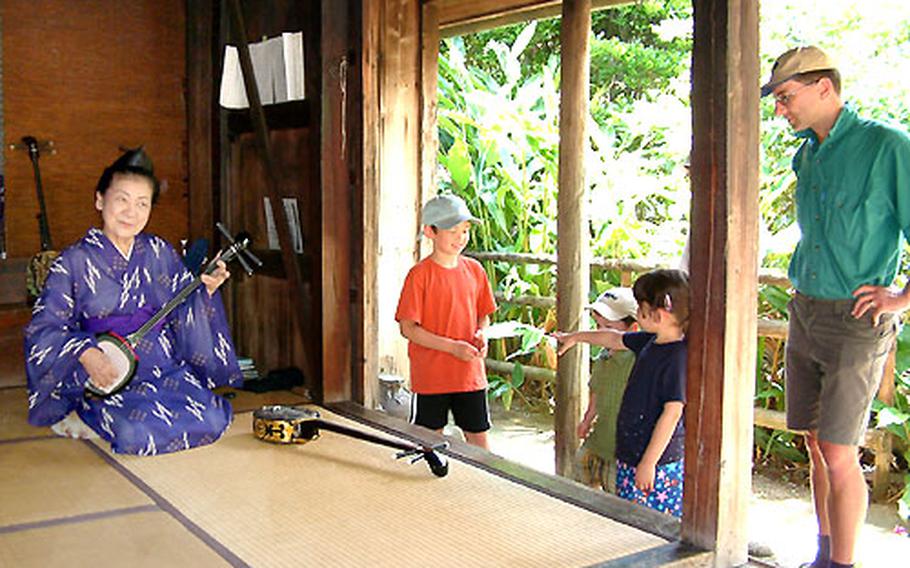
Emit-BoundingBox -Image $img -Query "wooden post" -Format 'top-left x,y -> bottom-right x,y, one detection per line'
321,0 -> 354,402
185,0 -> 216,243
684,0 -> 759,564
374,0 -> 423,391
360,0 -> 382,408
420,2 -> 440,202
554,0 -> 591,478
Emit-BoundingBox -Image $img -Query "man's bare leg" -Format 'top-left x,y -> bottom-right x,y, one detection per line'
806,432 -> 832,535
819,439 -> 865,565
802,432 -> 832,567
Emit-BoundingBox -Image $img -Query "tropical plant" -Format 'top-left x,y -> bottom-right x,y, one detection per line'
437,13 -> 693,409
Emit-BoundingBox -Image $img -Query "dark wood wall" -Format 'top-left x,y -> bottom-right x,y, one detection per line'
224,128 -> 319,386
187,0 -> 327,394
0,0 -> 187,388
1,0 -> 188,258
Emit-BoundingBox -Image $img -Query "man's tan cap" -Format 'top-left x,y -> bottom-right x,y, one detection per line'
760,45 -> 837,97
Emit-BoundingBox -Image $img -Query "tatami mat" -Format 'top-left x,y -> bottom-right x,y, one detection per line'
1,387 -> 672,566
0,438 -> 152,527
0,387 -> 51,441
0,385 -> 305,441
101,409 -> 667,567
0,510 -> 230,568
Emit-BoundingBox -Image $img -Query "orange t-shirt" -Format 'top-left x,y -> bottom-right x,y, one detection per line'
395,256 -> 496,394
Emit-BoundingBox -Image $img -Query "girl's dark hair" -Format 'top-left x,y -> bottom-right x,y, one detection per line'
633,268 -> 690,333
95,147 -> 160,203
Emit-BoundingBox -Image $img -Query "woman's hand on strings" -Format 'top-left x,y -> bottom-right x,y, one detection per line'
201,260 -> 231,296
79,347 -> 120,391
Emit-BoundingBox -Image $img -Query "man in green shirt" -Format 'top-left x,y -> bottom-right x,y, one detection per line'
762,45 -> 910,568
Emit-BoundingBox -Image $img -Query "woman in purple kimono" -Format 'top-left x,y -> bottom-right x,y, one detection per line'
24,148 -> 242,455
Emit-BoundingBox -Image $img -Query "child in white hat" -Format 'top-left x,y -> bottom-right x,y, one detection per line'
554,287 -> 638,493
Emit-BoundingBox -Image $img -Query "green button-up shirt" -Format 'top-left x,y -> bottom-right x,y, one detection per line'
789,104 -> 910,299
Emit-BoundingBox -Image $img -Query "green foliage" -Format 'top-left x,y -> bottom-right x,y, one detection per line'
446,1 -> 691,103
876,325 -> 910,519
488,363 -> 526,412
486,321 -> 549,360
439,29 -> 562,325
437,6 -> 693,409
755,427 -> 809,464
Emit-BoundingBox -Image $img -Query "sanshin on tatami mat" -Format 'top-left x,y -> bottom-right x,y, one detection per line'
97,409 -> 667,567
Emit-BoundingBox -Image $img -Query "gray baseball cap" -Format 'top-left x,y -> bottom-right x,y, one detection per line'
420,194 -> 479,229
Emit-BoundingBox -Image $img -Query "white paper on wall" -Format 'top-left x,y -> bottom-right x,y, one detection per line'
219,33 -> 305,109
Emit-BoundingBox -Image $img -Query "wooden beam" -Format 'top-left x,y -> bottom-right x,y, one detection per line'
437,0 -> 628,38
359,0 -> 382,408
554,0 -> 590,478
420,2 -> 440,200
683,0 -> 759,563
321,0 -> 355,402
465,249 -> 790,287
485,358 -> 556,383
186,0 -> 216,243
375,0 -> 422,388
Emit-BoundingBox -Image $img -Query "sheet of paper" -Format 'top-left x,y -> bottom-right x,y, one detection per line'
263,197 -> 304,253
282,32 -> 305,101
220,33 -> 305,108
282,197 -> 304,253
219,46 -> 248,109
248,40 -> 274,105
263,197 -> 279,250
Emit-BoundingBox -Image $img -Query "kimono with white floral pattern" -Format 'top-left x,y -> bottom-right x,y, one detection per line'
25,228 -> 242,455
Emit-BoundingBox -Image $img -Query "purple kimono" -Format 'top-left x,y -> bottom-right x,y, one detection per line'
25,228 -> 242,455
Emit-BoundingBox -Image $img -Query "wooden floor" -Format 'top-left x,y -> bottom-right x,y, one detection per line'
0,386 -> 715,567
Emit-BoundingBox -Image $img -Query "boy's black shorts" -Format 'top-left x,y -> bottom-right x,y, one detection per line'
410,389 -> 491,433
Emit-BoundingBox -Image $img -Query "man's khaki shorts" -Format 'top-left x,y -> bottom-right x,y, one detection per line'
785,293 -> 898,446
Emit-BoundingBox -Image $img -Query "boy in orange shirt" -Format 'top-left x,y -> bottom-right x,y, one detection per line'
395,194 -> 497,449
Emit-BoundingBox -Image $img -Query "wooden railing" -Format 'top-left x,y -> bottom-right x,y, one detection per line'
467,250 -> 895,501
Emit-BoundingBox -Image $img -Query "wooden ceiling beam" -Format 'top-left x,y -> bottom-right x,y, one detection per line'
436,0 -> 630,38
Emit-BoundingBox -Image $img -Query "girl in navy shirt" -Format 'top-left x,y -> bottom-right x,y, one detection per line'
555,269 -> 688,517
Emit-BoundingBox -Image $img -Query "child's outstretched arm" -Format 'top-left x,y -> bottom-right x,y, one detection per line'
635,401 -> 684,491
552,328 -> 626,356
399,319 -> 481,361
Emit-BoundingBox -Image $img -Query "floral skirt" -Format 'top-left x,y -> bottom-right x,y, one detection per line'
615,459 -> 684,517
